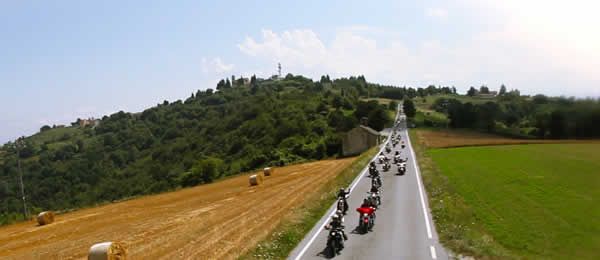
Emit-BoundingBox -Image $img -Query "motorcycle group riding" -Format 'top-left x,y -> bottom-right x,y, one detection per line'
324,124 -> 409,257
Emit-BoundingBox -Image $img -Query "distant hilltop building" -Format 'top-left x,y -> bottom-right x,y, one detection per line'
74,118 -> 100,128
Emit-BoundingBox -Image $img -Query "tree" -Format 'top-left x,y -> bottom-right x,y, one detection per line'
388,101 -> 398,110
403,99 -> 416,118
467,87 -> 477,96
549,110 -> 567,139
499,84 -> 507,96
182,157 -> 223,187
40,125 -> 51,132
216,79 -> 226,90
479,85 -> 490,94
367,107 -> 389,131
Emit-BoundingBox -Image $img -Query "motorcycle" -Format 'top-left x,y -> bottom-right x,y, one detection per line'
397,164 -> 406,176
326,228 -> 344,257
357,212 -> 374,234
383,162 -> 391,172
368,165 -> 378,178
369,191 -> 381,207
337,197 -> 348,215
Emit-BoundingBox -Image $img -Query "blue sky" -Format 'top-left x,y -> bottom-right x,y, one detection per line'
1,0 -> 599,143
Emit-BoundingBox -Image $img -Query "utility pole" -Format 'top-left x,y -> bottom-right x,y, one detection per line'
15,137 -> 28,219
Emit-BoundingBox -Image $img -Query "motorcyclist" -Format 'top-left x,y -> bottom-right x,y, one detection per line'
337,188 -> 349,214
394,151 -> 402,163
356,199 -> 376,229
378,152 -> 386,163
371,176 -> 382,190
369,161 -> 378,176
325,213 -> 348,240
369,191 -> 381,206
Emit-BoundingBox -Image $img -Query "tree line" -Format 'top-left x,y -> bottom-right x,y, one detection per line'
430,94 -> 600,139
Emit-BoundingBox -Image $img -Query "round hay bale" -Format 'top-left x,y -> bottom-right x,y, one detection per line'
249,174 -> 263,186
263,167 -> 273,176
88,241 -> 127,260
36,211 -> 55,225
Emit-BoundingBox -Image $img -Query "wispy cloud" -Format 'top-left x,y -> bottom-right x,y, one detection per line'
202,57 -> 234,74
425,7 -> 448,20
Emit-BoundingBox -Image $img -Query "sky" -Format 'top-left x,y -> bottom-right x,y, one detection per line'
1,0 -> 599,143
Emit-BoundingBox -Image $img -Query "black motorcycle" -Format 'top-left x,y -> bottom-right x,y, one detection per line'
369,191 -> 381,206
326,228 -> 344,257
383,162 -> 391,172
368,165 -> 378,178
397,165 -> 406,176
337,197 -> 348,215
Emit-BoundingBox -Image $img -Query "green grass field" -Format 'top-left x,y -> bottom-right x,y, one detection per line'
415,94 -> 496,110
428,144 -> 600,259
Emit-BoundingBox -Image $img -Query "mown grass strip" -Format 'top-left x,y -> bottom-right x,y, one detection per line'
239,147 -> 378,259
408,129 -> 514,259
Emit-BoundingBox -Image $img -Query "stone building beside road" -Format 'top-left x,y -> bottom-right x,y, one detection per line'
342,125 -> 382,156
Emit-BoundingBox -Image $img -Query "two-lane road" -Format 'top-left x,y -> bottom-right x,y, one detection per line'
289,113 -> 448,259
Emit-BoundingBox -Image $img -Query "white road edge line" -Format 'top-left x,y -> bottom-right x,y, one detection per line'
430,245 -> 437,259
405,131 -> 433,239
292,109 -> 399,260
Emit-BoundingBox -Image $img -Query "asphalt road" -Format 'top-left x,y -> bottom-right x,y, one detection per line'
288,110 -> 448,260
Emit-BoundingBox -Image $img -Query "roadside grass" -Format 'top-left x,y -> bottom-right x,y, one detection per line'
416,128 -> 599,148
239,147 -> 378,259
409,130 -> 513,259
428,144 -> 600,259
411,128 -> 600,259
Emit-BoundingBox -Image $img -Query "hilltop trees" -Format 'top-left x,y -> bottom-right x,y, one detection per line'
467,87 -> 477,96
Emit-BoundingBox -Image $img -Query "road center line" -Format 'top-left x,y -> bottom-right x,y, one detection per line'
405,131 -> 433,239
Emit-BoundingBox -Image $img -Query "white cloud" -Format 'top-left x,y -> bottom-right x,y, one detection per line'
202,57 -> 234,74
237,20 -> 598,96
425,7 -> 448,20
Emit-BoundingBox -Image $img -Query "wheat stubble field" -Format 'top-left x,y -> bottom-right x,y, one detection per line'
0,158 -> 355,259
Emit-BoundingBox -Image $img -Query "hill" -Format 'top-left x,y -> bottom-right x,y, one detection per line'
1,74 -> 434,224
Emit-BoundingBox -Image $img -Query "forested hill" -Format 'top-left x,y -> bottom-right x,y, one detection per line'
1,74 -> 448,224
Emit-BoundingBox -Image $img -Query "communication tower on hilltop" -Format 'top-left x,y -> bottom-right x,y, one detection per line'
278,63 -> 282,78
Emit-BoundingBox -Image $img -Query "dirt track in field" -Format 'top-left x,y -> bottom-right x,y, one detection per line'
0,158 -> 355,260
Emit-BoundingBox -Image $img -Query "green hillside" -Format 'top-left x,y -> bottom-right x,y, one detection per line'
1,75 -> 437,225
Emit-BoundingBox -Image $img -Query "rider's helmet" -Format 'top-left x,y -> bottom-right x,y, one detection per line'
340,188 -> 345,193
336,210 -> 343,216
395,151 -> 399,155
363,198 -> 369,205
332,214 -> 339,220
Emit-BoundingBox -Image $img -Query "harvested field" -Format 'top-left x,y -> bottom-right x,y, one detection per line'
416,129 -> 598,148
0,158 -> 355,260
